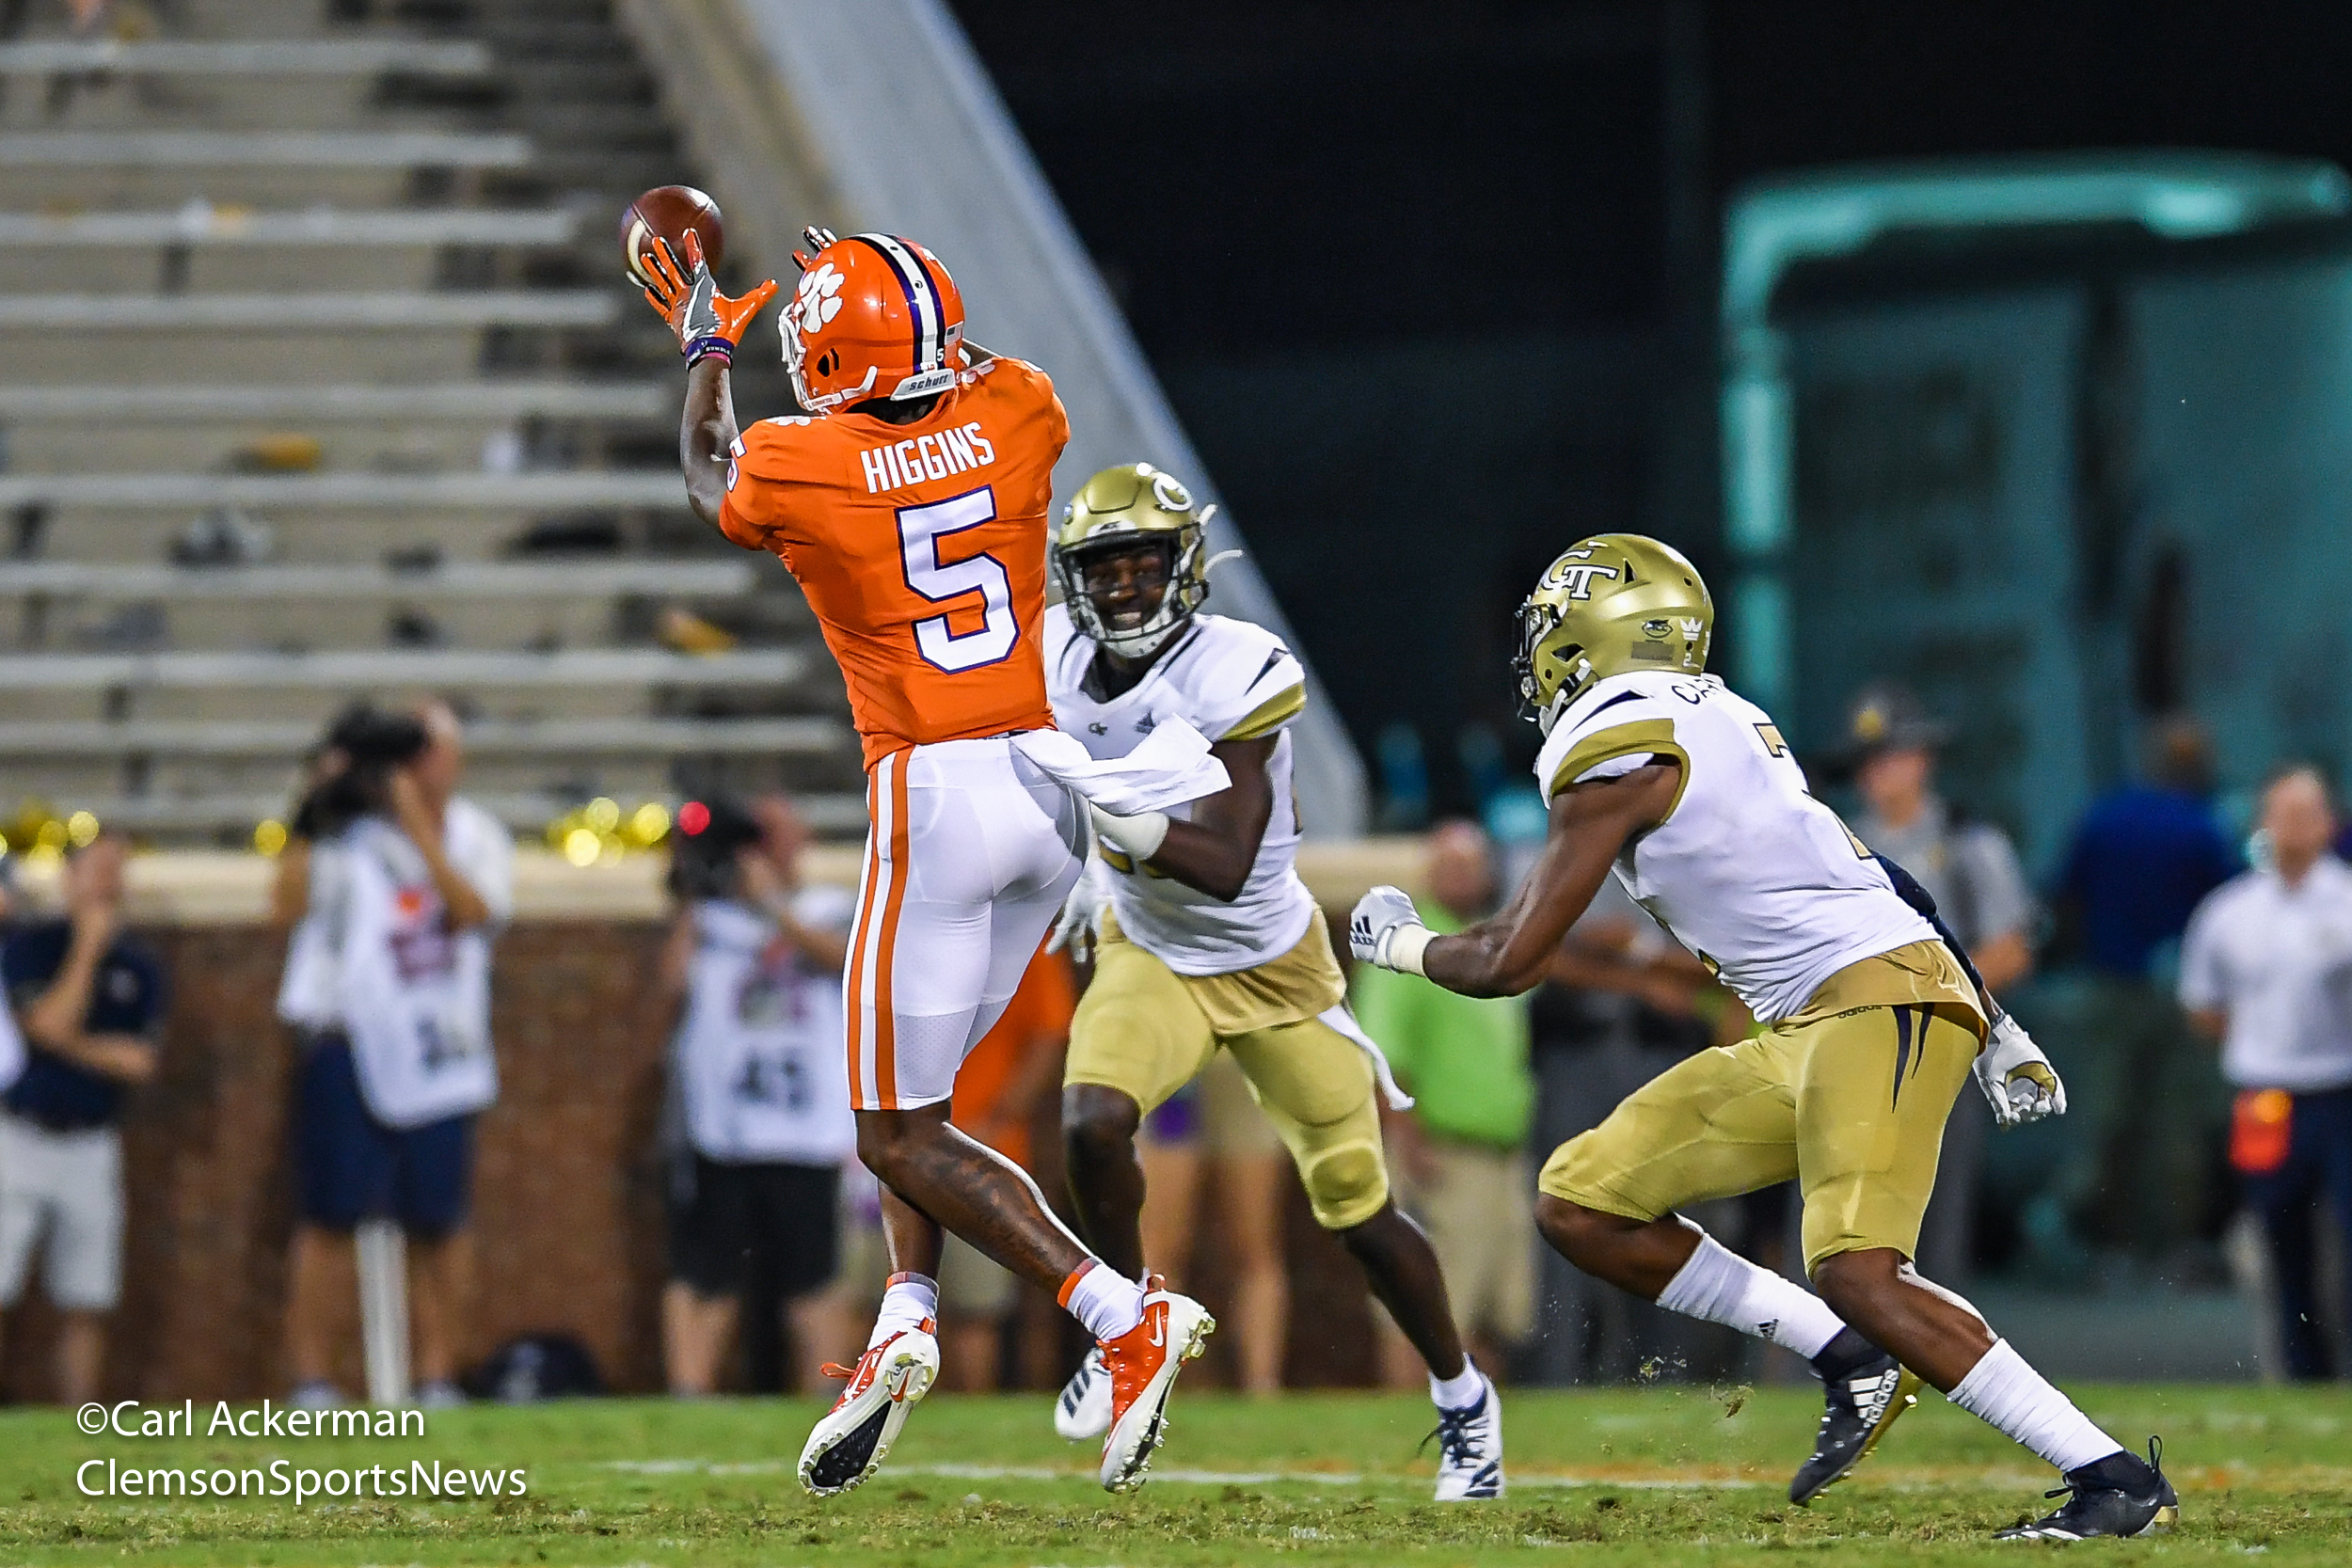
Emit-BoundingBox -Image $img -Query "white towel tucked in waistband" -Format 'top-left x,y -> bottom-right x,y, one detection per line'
1013,717 -> 1232,816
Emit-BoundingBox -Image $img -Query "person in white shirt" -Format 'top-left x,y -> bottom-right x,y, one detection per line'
656,793 -> 858,1395
272,699 -> 514,1409
2180,764 -> 2352,1381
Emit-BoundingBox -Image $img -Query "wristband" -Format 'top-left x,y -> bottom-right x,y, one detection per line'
1382,922 -> 1433,976
685,337 -> 734,366
1089,801 -> 1169,861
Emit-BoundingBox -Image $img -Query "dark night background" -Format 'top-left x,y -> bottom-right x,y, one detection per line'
949,0 -> 2352,819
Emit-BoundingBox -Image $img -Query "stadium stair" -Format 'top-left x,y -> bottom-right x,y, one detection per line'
0,0 -> 860,844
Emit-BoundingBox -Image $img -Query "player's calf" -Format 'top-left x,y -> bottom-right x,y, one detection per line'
1059,1084 -> 1149,1280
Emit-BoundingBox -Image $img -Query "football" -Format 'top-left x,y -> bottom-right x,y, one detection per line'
619,184 -> 724,287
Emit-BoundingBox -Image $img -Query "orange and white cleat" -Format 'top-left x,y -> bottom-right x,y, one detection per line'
1097,1277 -> 1214,1492
798,1321 -> 939,1497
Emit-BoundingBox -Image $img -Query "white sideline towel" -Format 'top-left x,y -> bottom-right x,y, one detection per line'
1318,1004 -> 1416,1112
1013,716 -> 1231,816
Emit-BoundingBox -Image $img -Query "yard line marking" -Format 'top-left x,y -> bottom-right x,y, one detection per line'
598,1459 -> 1760,1489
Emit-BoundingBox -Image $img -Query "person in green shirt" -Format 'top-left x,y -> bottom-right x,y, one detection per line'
1353,821 -> 1537,1383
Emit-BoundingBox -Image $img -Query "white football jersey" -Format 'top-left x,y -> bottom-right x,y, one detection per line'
1534,671 -> 1935,1023
1046,604 -> 1315,975
674,888 -> 857,1164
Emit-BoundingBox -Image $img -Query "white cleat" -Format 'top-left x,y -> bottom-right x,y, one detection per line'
1054,1343 -> 1112,1441
1097,1278 -> 1215,1493
1429,1370 -> 1504,1501
798,1323 -> 939,1497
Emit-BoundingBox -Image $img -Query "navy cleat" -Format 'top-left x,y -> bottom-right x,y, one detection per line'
1790,1337 -> 1919,1506
1996,1438 -> 2178,1541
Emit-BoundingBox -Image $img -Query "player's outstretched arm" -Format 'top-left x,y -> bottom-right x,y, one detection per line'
640,231 -> 774,531
678,356 -> 737,530
1101,736 -> 1275,903
1353,761 -> 1679,998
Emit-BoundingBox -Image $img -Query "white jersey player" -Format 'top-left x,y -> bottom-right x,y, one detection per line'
1351,534 -> 2176,1541
1043,462 -> 1504,1501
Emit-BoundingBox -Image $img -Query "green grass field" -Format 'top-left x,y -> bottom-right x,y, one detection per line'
1,1383 -> 2345,1565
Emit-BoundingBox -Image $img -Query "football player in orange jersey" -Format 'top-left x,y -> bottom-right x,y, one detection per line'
641,228 -> 1212,1497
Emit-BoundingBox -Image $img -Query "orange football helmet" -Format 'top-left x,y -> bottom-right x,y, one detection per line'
781,231 -> 967,415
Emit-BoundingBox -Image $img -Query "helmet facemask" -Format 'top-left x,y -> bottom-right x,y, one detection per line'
1057,528 -> 1207,658
1513,594 -> 1596,735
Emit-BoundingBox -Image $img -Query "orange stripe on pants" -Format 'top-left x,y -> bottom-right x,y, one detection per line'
873,752 -> 913,1107
845,760 -> 886,1107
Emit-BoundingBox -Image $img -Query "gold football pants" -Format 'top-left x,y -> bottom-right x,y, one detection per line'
1539,942 -> 1986,1275
1065,911 -> 1388,1231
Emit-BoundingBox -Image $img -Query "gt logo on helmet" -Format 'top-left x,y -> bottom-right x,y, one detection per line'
1553,563 -> 1620,599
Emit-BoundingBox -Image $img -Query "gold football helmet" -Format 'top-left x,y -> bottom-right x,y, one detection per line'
1052,462 -> 1215,657
1514,533 -> 1713,733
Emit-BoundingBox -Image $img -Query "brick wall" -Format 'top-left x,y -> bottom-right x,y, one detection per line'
1,916 -> 1381,1402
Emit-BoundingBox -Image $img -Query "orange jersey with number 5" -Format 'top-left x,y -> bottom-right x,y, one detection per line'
717,356 -> 1069,767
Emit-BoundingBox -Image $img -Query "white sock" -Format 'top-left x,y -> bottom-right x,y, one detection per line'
1947,1338 -> 2125,1473
1430,1358 -> 1485,1411
1655,1229 -> 1847,1360
867,1272 -> 939,1347
1060,1260 -> 1146,1342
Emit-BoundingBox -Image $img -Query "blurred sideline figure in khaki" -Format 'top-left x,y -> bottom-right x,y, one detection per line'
1352,821 -> 1537,1386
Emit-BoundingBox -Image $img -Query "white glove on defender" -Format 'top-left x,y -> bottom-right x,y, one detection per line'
1349,884 -> 1432,974
1975,1010 -> 2067,1127
1046,853 -> 1111,964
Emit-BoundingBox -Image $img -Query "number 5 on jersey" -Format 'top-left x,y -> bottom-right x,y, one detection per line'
898,488 -> 1017,672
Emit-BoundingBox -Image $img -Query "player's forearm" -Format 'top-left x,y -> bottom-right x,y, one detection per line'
1141,818 -> 1259,903
679,357 -> 739,528
1134,736 -> 1274,903
1422,920 -> 1558,998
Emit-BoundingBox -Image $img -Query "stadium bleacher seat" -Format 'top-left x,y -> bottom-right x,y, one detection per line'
0,0 -> 856,844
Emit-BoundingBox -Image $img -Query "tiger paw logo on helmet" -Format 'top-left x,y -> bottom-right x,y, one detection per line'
781,232 -> 969,416
794,262 -> 846,333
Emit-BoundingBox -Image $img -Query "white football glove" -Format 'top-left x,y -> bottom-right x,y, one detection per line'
1349,884 -> 1432,974
1975,1010 -> 2067,1127
1046,853 -> 1111,964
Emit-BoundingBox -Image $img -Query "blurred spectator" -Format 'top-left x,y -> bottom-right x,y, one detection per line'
2181,765 -> 2352,1379
0,830 -> 160,1404
1836,684 -> 2035,1284
1352,821 -> 1535,1384
1134,1053 -> 1292,1395
2049,714 -> 2239,1261
273,700 -> 513,1408
655,795 -> 857,1396
2057,714 -> 2237,979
